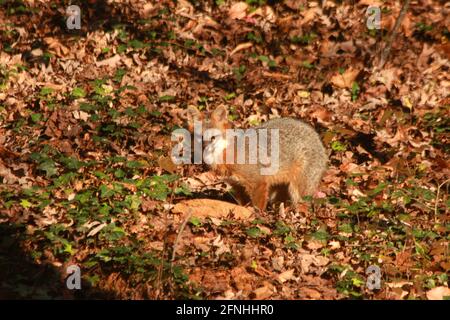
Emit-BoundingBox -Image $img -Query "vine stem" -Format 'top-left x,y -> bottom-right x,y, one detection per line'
378,0 -> 411,70
434,179 -> 449,223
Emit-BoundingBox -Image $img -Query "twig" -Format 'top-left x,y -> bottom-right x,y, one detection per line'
378,0 -> 411,70
171,208 -> 193,264
155,180 -> 179,299
434,179 -> 449,223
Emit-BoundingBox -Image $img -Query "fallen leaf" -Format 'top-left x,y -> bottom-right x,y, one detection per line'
230,42 -> 253,56
277,269 -> 296,283
87,222 -> 107,237
173,199 -> 254,220
96,54 -> 122,68
426,286 -> 450,300
330,67 -> 360,89
228,2 -> 248,20
253,282 -> 274,299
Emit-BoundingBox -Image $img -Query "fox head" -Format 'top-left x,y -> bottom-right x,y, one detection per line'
184,105 -> 231,165
175,105 -> 279,175
186,105 -> 230,133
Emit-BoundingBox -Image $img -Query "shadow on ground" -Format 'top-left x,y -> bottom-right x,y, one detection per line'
0,223 -> 117,299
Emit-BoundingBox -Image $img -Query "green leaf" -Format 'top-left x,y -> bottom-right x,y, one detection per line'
117,44 -> 127,53
159,95 -> 175,102
125,194 -> 141,211
311,230 -> 329,241
246,227 -> 262,238
175,184 -> 192,196
100,184 -> 115,198
39,87 -> 54,96
114,169 -> 125,178
31,113 -> 42,123
258,55 -> 269,63
38,160 -> 57,177
302,61 -> 314,69
63,242 -> 75,255
368,182 -> 387,196
128,39 -> 145,49
126,160 -> 147,168
224,92 -> 236,101
247,32 -> 262,43
20,199 -> 33,208
351,277 -> 365,287
99,204 -> 111,216
351,82 -> 360,102
189,216 -> 202,227
184,39 -> 196,48
268,59 -> 277,67
338,223 -> 353,234
274,221 -> 290,236
71,87 -> 86,98
331,141 -> 347,152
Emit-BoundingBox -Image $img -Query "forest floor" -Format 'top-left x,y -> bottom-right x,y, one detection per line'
0,0 -> 449,299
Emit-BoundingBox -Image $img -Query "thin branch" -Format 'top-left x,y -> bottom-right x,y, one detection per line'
434,179 -> 449,223
156,180 -> 179,299
378,0 -> 411,70
171,209 -> 192,264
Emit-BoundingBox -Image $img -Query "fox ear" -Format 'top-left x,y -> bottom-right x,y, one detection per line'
211,105 -> 228,123
185,105 -> 202,130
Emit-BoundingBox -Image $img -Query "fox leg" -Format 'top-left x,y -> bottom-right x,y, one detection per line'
229,182 -> 251,206
288,174 -> 307,205
287,165 -> 310,205
288,183 -> 301,204
248,182 -> 269,210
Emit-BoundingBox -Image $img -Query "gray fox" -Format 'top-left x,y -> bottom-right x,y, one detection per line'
186,105 -> 327,210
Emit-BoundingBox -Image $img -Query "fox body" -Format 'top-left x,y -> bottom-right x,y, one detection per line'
186,106 -> 327,210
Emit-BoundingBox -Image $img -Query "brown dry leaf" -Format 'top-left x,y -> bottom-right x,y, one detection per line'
176,0 -> 194,16
401,13 -> 413,37
202,270 -> 231,293
173,199 -> 253,220
141,3 -> 156,17
387,287 -> 409,300
310,105 -> 332,125
426,286 -> 450,300
253,282 -> 275,299
371,68 -> 399,91
193,236 -> 211,252
181,172 -> 217,191
330,67 -> 360,89
231,266 -> 254,292
306,240 -> 325,250
248,6 -> 276,23
301,287 -> 322,299
87,222 -> 107,237
359,0 -> 383,6
72,110 -> 89,121
328,240 -> 341,250
228,2 -> 248,20
230,42 -> 253,56
299,8 -> 319,26
44,37 -> 70,57
0,160 -> 19,184
158,155 -> 178,173
385,281 -> 414,288
258,225 -> 272,235
299,254 -> 329,274
277,269 -> 296,283
148,241 -> 164,251
96,54 -> 122,68
337,41 -> 357,55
